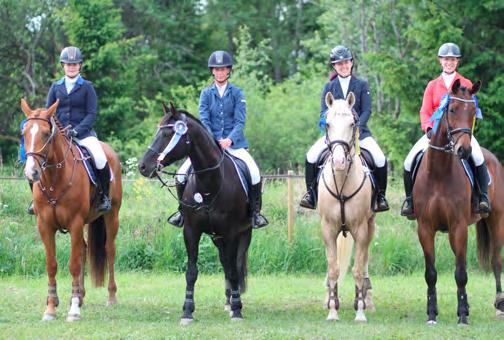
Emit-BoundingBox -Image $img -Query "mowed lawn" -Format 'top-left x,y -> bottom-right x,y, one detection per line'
1,271 -> 503,339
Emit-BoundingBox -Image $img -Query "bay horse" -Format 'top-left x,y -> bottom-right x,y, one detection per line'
413,79 -> 504,325
138,103 -> 252,325
21,99 -> 122,321
318,92 -> 375,322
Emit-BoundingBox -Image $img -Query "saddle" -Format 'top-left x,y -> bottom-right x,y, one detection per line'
76,145 -> 98,186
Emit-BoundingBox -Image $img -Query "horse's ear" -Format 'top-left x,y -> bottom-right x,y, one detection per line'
325,92 -> 335,108
470,80 -> 482,95
452,79 -> 461,94
162,102 -> 169,115
346,92 -> 356,110
20,98 -> 32,117
169,101 -> 179,117
46,99 -> 59,117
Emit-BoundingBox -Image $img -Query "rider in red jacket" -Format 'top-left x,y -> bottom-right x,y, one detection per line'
401,42 -> 491,218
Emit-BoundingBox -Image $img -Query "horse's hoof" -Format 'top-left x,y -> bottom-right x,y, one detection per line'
426,320 -> 437,326
180,318 -> 193,326
496,309 -> 504,320
224,303 -> 231,312
366,303 -> 376,313
231,316 -> 244,322
42,313 -> 56,321
458,321 -> 469,327
326,309 -> 339,321
66,313 -> 81,322
107,298 -> 118,306
354,311 -> 367,323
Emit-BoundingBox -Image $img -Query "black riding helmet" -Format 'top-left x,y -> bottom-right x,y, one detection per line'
437,43 -> 461,58
208,51 -> 233,69
330,45 -> 353,64
60,46 -> 83,64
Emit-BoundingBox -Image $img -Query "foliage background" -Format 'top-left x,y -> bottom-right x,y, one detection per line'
0,0 -> 502,171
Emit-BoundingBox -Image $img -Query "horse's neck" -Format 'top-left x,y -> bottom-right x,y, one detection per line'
187,123 -> 223,188
427,125 -> 456,174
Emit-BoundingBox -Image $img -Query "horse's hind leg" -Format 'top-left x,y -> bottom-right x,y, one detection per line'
418,222 -> 438,324
322,220 -> 340,321
79,239 -> 87,301
67,222 -> 85,322
104,212 -> 119,306
39,224 -> 59,321
212,237 -> 231,311
448,224 -> 470,325
364,216 -> 376,312
180,228 -> 202,325
225,239 -> 244,321
490,216 -> 504,319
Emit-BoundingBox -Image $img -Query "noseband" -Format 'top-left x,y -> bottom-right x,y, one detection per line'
429,96 -> 475,154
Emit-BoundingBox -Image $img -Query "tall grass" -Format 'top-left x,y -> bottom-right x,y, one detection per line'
0,173 -> 483,277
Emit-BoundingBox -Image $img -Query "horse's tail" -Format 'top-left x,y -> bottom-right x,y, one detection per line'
476,218 -> 492,271
337,232 -> 354,285
88,215 -> 107,287
237,229 -> 252,294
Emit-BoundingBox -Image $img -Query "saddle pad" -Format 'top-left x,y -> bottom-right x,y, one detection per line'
224,151 -> 250,197
75,144 -> 114,186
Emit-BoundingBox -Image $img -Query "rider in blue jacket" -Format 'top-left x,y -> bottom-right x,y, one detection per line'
167,51 -> 268,229
300,45 -> 390,212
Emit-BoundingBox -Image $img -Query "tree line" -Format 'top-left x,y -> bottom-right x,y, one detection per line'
0,0 -> 502,172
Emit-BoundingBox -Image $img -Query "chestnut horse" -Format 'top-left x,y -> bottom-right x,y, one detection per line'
21,99 -> 122,321
318,92 -> 375,322
138,103 -> 252,325
413,79 -> 504,325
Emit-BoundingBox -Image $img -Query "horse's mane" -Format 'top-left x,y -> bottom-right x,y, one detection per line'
174,109 -> 222,150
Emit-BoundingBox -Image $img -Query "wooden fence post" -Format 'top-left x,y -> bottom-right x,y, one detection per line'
287,170 -> 294,244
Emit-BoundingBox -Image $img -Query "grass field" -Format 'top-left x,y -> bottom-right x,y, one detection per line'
1,272 -> 503,339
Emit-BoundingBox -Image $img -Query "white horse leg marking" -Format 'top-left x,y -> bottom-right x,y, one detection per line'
24,123 -> 39,180
66,297 -> 81,322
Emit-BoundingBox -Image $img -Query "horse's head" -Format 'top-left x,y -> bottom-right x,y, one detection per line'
439,79 -> 481,159
138,102 -> 191,178
324,92 -> 358,171
20,98 -> 60,182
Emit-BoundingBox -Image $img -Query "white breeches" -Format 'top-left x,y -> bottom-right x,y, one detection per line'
403,134 -> 484,171
176,148 -> 261,185
307,135 -> 386,167
75,136 -> 107,169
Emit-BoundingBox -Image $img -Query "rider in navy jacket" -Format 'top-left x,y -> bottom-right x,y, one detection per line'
199,83 -> 248,149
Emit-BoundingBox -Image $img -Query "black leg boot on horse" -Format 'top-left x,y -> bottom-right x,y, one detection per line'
167,181 -> 186,228
400,170 -> 415,219
300,160 -> 319,209
373,162 -> 390,212
250,181 -> 268,229
27,182 -> 35,215
475,161 -> 491,216
96,164 -> 112,213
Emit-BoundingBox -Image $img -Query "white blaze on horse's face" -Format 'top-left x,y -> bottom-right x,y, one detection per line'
24,122 -> 40,181
325,92 -> 356,171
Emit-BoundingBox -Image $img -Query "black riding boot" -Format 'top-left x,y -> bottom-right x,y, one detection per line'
167,181 -> 186,227
374,162 -> 390,212
400,170 -> 415,219
27,182 -> 35,215
250,181 -> 268,229
96,164 -> 112,213
300,160 -> 319,209
475,162 -> 491,215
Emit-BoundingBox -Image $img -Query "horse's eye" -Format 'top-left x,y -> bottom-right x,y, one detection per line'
449,109 -> 455,114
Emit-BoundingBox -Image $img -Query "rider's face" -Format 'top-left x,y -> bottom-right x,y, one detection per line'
212,67 -> 231,85
439,57 -> 459,74
63,63 -> 81,78
332,60 -> 353,78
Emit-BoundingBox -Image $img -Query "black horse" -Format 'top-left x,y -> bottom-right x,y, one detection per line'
138,103 -> 252,324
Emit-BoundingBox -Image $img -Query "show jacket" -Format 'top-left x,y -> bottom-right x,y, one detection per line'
420,72 -> 472,132
46,75 -> 98,139
321,76 -> 372,139
199,82 -> 248,149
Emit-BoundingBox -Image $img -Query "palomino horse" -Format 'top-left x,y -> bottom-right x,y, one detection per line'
138,103 -> 253,324
318,92 -> 375,322
21,99 -> 122,321
414,79 -> 504,325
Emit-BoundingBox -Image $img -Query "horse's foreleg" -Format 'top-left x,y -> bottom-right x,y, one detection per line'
67,223 -> 84,322
180,228 -> 201,325
104,213 -> 119,306
352,226 -> 371,323
449,225 -> 469,325
418,222 -> 438,324
39,223 -> 58,321
225,240 -> 243,321
364,216 -> 376,312
322,222 -> 340,321
78,239 -> 87,301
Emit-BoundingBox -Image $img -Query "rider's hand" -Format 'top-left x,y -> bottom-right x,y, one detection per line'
426,128 -> 432,139
218,138 -> 232,149
67,128 -> 78,138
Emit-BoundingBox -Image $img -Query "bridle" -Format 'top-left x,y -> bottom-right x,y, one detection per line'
429,96 -> 475,154
322,110 -> 368,236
